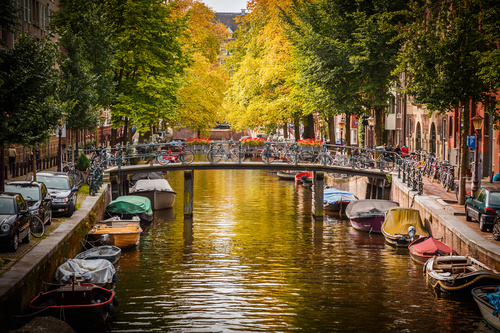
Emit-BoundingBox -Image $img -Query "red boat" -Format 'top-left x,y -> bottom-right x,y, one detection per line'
295,172 -> 313,185
408,236 -> 457,264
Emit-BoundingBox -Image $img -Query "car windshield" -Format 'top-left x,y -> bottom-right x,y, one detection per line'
5,185 -> 40,201
37,176 -> 70,190
488,192 -> 500,206
0,198 -> 15,215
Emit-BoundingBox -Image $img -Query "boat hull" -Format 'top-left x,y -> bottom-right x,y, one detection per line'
29,284 -> 116,332
88,224 -> 142,249
408,237 -> 456,264
472,286 -> 500,331
74,245 -> 122,265
349,216 -> 384,233
130,190 -> 176,210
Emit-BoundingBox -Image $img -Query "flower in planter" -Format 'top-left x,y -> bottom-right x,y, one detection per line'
186,137 -> 212,145
297,138 -> 323,147
239,137 -> 266,146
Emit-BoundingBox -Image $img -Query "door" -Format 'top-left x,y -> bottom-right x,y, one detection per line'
416,122 -> 422,151
430,123 -> 436,154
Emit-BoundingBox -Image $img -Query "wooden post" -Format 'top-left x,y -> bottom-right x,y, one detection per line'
312,171 -> 324,220
184,170 -> 194,219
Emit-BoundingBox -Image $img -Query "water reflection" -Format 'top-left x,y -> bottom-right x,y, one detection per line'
113,170 -> 485,332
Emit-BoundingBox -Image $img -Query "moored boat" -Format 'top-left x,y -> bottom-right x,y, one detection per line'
55,259 -> 116,288
88,222 -> 143,249
277,170 -> 300,180
472,285 -> 500,330
408,236 -> 457,264
425,256 -> 500,295
29,283 -> 117,332
105,195 -> 153,223
74,245 -> 122,265
381,207 -> 429,247
295,172 -> 313,185
129,178 -> 176,210
324,188 -> 357,215
345,199 -> 398,232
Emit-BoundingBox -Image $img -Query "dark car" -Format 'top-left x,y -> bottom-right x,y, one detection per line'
5,181 -> 52,225
0,193 -> 31,252
465,188 -> 500,232
36,172 -> 78,217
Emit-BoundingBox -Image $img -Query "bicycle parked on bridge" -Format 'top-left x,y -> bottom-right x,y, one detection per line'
206,143 -> 239,163
156,144 -> 195,164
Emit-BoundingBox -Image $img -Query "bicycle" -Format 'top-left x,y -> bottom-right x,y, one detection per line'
157,144 -> 194,164
260,144 -> 280,164
29,212 -> 44,238
206,144 -> 239,163
62,162 -> 84,187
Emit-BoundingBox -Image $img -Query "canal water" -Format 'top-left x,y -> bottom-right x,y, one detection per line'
112,170 -> 489,332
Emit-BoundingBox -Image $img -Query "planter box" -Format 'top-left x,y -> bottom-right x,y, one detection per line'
299,146 -> 320,152
190,145 -> 209,152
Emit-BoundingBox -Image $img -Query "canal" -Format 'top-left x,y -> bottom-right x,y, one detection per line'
112,169 -> 488,332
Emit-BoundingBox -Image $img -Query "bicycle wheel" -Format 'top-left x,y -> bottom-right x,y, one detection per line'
30,215 -> 44,238
284,150 -> 298,164
69,169 -> 83,187
206,149 -> 223,163
180,150 -> 195,164
315,153 -> 333,166
229,148 -> 241,162
261,149 -> 276,163
298,151 -> 314,164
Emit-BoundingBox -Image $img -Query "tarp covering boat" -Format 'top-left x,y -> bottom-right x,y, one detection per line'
411,237 -> 454,255
55,259 -> 116,285
487,287 -> 500,315
131,171 -> 164,181
382,207 -> 428,236
324,188 -> 357,205
130,179 -> 176,194
106,195 -> 153,216
345,199 -> 399,219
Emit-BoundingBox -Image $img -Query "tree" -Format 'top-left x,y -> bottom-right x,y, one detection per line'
0,35 -> 63,188
396,0 -> 497,204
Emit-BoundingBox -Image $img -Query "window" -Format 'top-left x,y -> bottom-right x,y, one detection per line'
442,119 -> 446,140
484,113 -> 490,136
408,118 -> 412,136
388,96 -> 396,114
449,116 -> 453,137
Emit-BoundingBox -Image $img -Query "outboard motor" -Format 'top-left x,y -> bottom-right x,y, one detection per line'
408,226 -> 416,241
100,233 -> 110,245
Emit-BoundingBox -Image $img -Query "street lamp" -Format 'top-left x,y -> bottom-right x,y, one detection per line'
367,116 -> 375,149
100,114 -> 106,147
338,119 -> 345,145
471,114 -> 483,193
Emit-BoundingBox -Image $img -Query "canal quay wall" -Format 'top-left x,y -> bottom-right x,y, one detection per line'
0,185 -> 111,328
328,173 -> 500,270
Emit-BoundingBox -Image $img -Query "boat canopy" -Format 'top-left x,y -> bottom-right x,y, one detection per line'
106,195 -> 153,215
131,171 -> 164,181
323,188 -> 357,204
345,199 -> 399,219
412,237 -> 453,255
382,207 -> 429,236
130,179 -> 176,194
55,259 -> 115,285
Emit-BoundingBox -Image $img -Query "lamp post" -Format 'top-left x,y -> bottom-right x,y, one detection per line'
338,119 -> 345,146
367,116 -> 375,149
471,114 -> 484,193
100,114 -> 106,148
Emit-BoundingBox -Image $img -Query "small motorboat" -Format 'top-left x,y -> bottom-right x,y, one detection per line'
105,195 -> 153,223
323,188 -> 357,215
55,259 -> 116,288
29,282 -> 118,332
129,178 -> 176,210
345,199 -> 399,233
74,245 -> 122,265
295,172 -> 313,185
472,285 -> 500,330
88,222 -> 143,249
277,170 -> 300,181
425,256 -> 500,295
381,207 -> 429,247
408,236 -> 457,264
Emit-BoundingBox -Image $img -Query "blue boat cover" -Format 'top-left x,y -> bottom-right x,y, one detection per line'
487,286 -> 500,315
323,188 -> 357,205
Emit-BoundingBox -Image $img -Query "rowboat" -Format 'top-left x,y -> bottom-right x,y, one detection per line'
324,188 -> 357,215
88,222 -> 143,249
295,172 -> 313,185
408,236 -> 457,264
74,245 -> 122,265
345,199 -> 397,232
55,259 -> 116,288
129,178 -> 176,210
29,283 -> 117,332
472,285 -> 500,330
277,170 -> 300,180
105,195 -> 153,223
381,207 -> 429,247
424,256 -> 500,295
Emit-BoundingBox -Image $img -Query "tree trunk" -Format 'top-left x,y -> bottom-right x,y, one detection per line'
111,128 -> 117,147
283,123 -> 288,139
32,151 -> 37,182
374,107 -> 384,147
294,117 -> 300,140
328,115 -> 335,146
459,102 -> 471,205
345,115 -> 351,155
123,117 -> 129,146
303,114 -> 315,139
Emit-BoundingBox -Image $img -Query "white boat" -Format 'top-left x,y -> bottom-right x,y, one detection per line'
129,179 -> 176,210
472,286 -> 500,330
74,245 -> 122,265
55,258 -> 116,287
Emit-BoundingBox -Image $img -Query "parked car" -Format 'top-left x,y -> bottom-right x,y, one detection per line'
465,187 -> 500,232
35,172 -> 78,217
5,181 -> 52,225
0,193 -> 31,252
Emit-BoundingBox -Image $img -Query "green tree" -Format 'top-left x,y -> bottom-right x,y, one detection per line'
396,0 -> 497,204
0,35 -> 63,188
